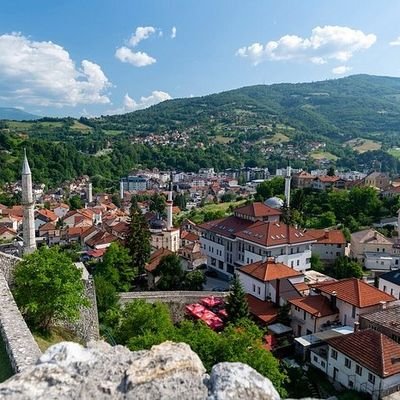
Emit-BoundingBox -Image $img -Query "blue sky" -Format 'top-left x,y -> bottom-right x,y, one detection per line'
1,0 -> 400,117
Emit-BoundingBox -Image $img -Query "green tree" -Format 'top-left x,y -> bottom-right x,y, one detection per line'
226,276 -> 249,324
333,256 -> 363,279
94,275 -> 119,321
183,270 -> 206,290
13,246 -> 89,331
69,195 -> 84,210
149,193 -> 166,215
310,253 -> 324,272
95,242 -> 136,291
154,254 -> 185,290
117,300 -> 174,345
127,201 -> 151,274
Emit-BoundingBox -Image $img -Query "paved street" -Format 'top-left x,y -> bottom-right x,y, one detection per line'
203,275 -> 230,291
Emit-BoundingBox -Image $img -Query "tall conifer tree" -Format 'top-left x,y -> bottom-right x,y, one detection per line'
226,275 -> 249,324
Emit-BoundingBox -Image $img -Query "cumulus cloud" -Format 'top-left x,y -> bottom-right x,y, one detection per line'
115,46 -> 156,67
0,32 -> 110,107
171,26 -> 177,39
108,91 -> 172,114
128,26 -> 156,47
390,36 -> 400,46
236,25 -> 376,66
332,65 -> 352,75
116,26 -> 159,67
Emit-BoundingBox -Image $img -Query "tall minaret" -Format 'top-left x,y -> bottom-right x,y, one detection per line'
22,149 -> 36,254
284,165 -> 292,208
166,175 -> 173,230
120,180 -> 124,200
87,182 -> 93,203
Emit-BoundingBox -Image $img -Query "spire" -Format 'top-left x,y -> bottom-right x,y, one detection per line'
22,148 -> 31,175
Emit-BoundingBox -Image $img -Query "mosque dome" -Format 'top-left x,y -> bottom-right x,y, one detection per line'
149,218 -> 166,231
264,196 -> 284,209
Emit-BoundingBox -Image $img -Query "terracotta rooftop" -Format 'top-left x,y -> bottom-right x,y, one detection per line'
351,229 -> 393,246
36,208 -> 58,221
233,202 -> 282,218
146,248 -> 173,272
327,329 -> 400,378
239,259 -> 302,282
315,278 -> 396,308
306,229 -> 346,245
289,295 -> 338,318
246,294 -> 279,324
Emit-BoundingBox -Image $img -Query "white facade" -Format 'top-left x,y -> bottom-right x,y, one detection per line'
151,229 -> 180,253
364,252 -> 400,271
290,307 -> 339,337
326,347 -> 400,399
312,243 -> 347,262
379,278 -> 400,300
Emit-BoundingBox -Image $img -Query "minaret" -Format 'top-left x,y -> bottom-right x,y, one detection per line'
166,177 -> 173,230
284,165 -> 291,208
120,180 -> 124,200
87,182 -> 93,203
22,149 -> 36,254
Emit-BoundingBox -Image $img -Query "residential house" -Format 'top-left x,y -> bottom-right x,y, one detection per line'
38,222 -> 60,245
315,329 -> 400,399
63,209 -> 94,228
178,242 -> 206,270
199,202 -> 316,278
53,203 -> 70,219
379,270 -> 400,300
34,209 -> 58,232
292,171 -> 315,189
364,172 -> 390,190
0,227 -> 17,242
350,229 -> 394,267
145,248 -> 173,289
307,229 -> 348,263
359,305 -> 400,343
289,295 -> 339,337
314,278 -> 396,327
312,176 -> 340,191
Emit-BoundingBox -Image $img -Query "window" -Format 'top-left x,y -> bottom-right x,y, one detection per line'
384,285 -> 387,292
303,311 -> 306,320
331,349 -> 338,360
313,356 -> 318,362
257,287 -> 261,295
368,373 -> 375,385
345,358 -> 351,369
252,284 -> 256,292
391,288 -> 394,296
321,361 -> 325,368
352,306 -> 356,319
356,365 -> 362,376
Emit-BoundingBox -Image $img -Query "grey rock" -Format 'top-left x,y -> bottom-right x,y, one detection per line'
208,362 -> 280,400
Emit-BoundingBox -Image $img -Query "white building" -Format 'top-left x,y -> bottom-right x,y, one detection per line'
379,270 -> 400,300
311,329 -> 400,399
306,229 -> 348,263
199,202 -> 316,278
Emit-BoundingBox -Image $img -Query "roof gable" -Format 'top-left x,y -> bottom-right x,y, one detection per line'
239,259 -> 302,282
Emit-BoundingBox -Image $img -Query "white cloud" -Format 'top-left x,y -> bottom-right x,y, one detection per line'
0,32 -> 111,107
332,65 -> 352,75
390,36 -> 400,46
108,91 -> 172,114
115,46 -> 156,67
171,26 -> 177,39
128,26 -> 156,47
236,25 -> 376,66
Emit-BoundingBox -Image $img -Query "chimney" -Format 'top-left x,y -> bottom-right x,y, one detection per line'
354,321 -> 360,332
380,301 -> 387,310
330,291 -> 337,309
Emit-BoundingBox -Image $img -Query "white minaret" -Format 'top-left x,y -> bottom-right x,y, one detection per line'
397,209 -> 400,239
22,149 -> 36,255
87,182 -> 93,203
166,181 -> 173,230
284,165 -> 291,208
120,180 -> 124,200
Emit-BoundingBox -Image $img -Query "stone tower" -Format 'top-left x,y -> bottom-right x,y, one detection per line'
22,149 -> 36,254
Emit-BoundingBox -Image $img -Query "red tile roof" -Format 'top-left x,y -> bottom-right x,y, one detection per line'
246,294 -> 279,324
289,295 -> 338,318
239,259 -> 302,282
36,208 -> 58,222
235,221 -> 316,246
316,278 -> 396,308
146,248 -> 173,272
181,231 -> 199,242
306,229 -> 346,245
327,329 -> 400,378
233,202 -> 282,218
199,216 -> 254,238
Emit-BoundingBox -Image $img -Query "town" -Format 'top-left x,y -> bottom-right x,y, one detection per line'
2,152 -> 400,399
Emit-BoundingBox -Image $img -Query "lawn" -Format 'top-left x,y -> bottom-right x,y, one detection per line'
310,151 -> 338,161
33,327 -> 81,352
215,135 -> 234,144
267,132 -> 290,144
71,120 -> 92,132
388,147 -> 400,159
200,200 -> 246,213
345,138 -> 382,153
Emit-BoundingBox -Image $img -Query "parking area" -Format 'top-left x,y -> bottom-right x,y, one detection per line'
203,275 -> 230,291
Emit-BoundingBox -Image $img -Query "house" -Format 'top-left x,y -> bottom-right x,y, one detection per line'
314,329 -> 400,399
359,305 -> 400,343
364,171 -> 390,190
0,227 -> 17,242
63,209 -> 94,228
199,202 -> 316,278
292,171 -> 315,189
289,295 -> 339,337
53,203 -> 70,219
237,259 -> 304,305
145,248 -> 173,289
178,242 -> 206,270
314,278 -> 396,327
307,229 -> 348,263
38,222 -> 60,245
379,270 -> 400,300
34,209 -> 58,232
350,229 -> 394,266
312,176 -> 340,191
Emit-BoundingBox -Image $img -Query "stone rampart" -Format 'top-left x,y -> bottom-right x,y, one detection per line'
0,252 -> 20,286
0,273 -> 41,373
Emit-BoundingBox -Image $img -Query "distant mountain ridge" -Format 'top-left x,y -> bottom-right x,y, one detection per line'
0,107 -> 39,121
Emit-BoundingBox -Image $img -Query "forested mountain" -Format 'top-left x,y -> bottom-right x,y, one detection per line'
0,108 -> 39,121
2,74 -> 400,190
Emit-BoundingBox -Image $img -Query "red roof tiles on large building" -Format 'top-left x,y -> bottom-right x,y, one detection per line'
239,259 -> 302,282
